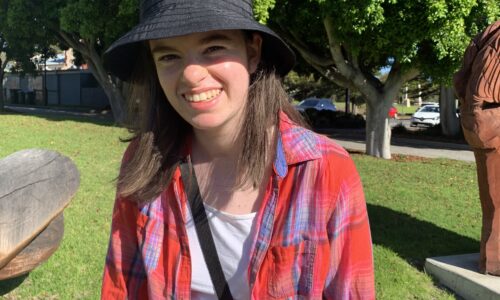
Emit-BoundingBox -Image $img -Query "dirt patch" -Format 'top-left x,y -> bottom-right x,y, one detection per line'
391,154 -> 432,163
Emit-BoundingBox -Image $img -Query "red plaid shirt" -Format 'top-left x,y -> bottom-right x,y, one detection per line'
101,113 -> 375,299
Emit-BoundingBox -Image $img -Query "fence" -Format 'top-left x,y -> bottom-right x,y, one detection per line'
3,70 -> 109,109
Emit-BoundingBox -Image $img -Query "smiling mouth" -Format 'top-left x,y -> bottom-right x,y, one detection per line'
183,89 -> 222,102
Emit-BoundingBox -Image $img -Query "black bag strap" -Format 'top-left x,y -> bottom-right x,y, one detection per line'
179,160 -> 234,300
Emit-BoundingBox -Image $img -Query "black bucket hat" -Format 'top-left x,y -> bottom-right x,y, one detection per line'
104,0 -> 295,81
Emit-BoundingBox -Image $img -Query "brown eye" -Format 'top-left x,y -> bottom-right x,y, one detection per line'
159,54 -> 179,62
204,46 -> 224,54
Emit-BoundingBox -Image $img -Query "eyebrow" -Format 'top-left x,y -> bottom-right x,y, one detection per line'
198,33 -> 233,45
150,33 -> 235,54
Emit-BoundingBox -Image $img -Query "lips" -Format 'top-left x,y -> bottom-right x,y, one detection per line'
183,89 -> 222,102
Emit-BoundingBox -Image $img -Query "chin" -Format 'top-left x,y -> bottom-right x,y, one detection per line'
190,117 -> 225,131
189,114 -> 240,133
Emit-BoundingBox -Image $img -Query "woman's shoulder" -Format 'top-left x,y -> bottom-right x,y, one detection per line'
279,115 -> 351,163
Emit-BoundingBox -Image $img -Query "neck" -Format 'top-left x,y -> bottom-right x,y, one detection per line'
190,128 -> 242,194
192,127 -> 243,162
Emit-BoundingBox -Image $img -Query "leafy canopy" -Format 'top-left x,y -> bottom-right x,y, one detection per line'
59,0 -> 138,50
258,0 -> 499,83
5,0 -> 139,58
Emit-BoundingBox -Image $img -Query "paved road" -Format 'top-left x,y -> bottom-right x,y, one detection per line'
325,130 -> 475,162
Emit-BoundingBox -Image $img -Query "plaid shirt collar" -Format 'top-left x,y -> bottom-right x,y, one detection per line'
274,111 -> 322,178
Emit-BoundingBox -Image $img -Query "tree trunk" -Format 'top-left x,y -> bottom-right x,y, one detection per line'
0,72 -> 4,112
55,33 -> 127,124
84,50 -> 126,124
365,96 -> 392,159
439,85 -> 460,137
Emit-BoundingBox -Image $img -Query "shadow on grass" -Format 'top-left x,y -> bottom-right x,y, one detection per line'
1,107 -> 117,128
368,204 -> 479,269
0,273 -> 28,296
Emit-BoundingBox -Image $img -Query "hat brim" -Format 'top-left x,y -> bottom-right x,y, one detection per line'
104,11 -> 295,81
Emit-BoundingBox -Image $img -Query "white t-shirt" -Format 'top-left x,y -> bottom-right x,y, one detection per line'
185,203 -> 257,300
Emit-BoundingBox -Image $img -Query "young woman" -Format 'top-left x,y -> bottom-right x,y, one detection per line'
101,1 -> 375,299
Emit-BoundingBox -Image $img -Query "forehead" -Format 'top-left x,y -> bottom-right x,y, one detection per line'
148,30 -> 246,50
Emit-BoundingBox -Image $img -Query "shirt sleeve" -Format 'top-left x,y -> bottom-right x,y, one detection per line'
101,197 -> 143,299
323,155 -> 375,299
101,140 -> 147,299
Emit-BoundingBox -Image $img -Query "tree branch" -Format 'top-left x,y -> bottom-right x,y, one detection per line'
55,30 -> 91,58
323,16 -> 353,78
385,61 -> 419,94
323,16 -> 379,100
272,21 -> 354,89
311,62 -> 354,89
273,25 -> 333,68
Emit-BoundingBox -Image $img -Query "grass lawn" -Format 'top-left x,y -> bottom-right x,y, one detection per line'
0,112 -> 480,299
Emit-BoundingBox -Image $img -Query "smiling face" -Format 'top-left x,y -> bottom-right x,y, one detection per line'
149,30 -> 262,137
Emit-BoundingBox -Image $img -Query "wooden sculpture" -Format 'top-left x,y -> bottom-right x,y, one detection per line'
453,20 -> 500,275
0,149 -> 79,280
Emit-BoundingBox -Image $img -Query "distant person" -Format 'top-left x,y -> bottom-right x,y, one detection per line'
453,20 -> 500,275
100,0 -> 375,298
389,106 -> 398,119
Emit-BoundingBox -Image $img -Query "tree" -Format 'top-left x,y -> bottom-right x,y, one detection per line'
0,36 -> 10,112
257,0 -> 499,158
0,0 -> 50,112
6,0 -> 139,123
440,85 -> 461,136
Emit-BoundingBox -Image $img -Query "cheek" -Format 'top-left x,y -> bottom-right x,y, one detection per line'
156,70 -> 177,97
220,62 -> 250,87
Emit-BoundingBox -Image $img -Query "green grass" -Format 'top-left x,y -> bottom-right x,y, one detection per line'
356,154 -> 479,299
0,113 -> 480,299
394,103 -> 418,115
0,113 -> 127,299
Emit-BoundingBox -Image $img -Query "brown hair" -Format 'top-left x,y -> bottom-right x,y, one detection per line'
118,40 -> 305,203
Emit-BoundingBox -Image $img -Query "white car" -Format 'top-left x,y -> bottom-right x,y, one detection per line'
410,104 -> 440,127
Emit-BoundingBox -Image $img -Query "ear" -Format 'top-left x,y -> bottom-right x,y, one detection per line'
246,33 -> 262,74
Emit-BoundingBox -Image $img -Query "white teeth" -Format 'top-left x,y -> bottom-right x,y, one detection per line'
184,89 -> 221,102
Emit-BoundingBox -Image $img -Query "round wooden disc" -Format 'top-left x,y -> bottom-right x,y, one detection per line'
0,213 -> 64,280
0,149 -> 79,269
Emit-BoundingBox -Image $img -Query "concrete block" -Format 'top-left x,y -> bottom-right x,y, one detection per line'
425,253 -> 500,300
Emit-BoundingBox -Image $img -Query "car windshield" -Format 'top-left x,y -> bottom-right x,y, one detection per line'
299,100 -> 319,107
420,106 -> 439,113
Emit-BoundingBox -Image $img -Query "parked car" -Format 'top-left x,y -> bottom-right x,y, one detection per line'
295,98 -> 336,112
420,102 -> 437,107
410,104 -> 440,127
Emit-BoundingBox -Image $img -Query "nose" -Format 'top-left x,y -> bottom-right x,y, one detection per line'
181,62 -> 208,86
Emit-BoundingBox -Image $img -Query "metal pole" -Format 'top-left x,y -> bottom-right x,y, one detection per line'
345,88 -> 350,114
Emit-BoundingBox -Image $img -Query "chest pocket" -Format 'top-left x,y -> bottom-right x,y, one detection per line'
267,241 -> 319,299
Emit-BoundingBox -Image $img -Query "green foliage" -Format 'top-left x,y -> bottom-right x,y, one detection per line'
253,0 -> 276,24
5,0 -> 139,63
59,0 -> 138,49
259,0 -> 499,83
0,0 -> 52,73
